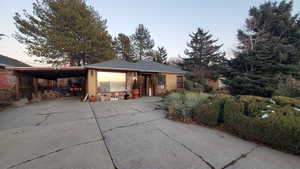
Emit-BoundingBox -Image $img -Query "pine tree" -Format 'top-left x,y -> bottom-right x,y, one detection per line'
13,0 -> 114,66
221,1 -> 300,97
183,28 -> 225,72
131,24 -> 154,60
153,46 -> 168,64
113,33 -> 135,62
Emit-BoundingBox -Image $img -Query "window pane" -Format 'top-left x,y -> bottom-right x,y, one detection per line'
158,75 -> 166,89
97,72 -> 126,92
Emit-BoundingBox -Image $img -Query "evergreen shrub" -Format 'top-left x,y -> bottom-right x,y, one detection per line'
224,96 -> 300,155
192,94 -> 233,125
164,91 -> 208,118
164,92 -> 300,154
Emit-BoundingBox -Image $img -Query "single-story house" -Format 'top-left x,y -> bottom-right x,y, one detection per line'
6,60 -> 186,101
86,60 -> 186,100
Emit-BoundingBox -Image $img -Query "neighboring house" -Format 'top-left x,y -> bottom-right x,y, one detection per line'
0,55 -> 31,104
7,60 -> 186,101
207,78 -> 226,90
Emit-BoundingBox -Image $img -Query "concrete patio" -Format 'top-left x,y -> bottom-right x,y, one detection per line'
0,97 -> 299,169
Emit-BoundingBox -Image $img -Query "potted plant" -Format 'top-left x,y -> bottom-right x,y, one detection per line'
131,79 -> 140,99
89,95 -> 97,102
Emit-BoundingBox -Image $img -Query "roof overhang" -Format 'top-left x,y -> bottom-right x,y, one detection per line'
86,66 -> 186,74
5,65 -> 186,80
6,66 -> 87,80
85,66 -> 140,72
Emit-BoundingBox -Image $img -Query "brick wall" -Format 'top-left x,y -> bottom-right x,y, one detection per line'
0,70 -> 16,89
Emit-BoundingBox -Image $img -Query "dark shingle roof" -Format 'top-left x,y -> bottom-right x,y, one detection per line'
0,55 -> 31,67
134,60 -> 186,74
88,60 -> 140,71
87,60 -> 186,74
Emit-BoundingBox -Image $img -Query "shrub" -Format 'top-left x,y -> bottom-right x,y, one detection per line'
132,79 -> 139,89
164,91 -> 209,119
223,98 -> 245,131
224,97 -> 300,155
192,94 -> 233,125
193,100 -> 221,126
184,80 -> 204,92
164,92 -> 185,118
238,95 -> 269,104
224,104 -> 272,141
272,96 -> 300,108
165,92 -> 300,155
184,80 -> 194,91
184,92 -> 209,115
269,114 -> 300,154
237,95 -> 271,116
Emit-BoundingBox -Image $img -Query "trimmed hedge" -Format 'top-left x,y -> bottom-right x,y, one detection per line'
193,100 -> 221,126
223,96 -> 300,155
192,94 -> 233,126
164,92 -> 185,118
164,91 -> 300,155
164,91 -> 208,118
237,95 -> 271,117
272,96 -> 300,108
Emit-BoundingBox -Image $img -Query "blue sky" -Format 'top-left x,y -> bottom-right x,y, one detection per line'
0,0 -> 299,66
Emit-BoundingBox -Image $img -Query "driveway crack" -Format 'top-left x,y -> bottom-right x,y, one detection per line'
97,112 -> 138,119
103,118 -> 163,132
35,114 -> 50,126
221,145 -> 260,169
6,139 -> 102,169
155,127 -> 215,169
88,103 -> 119,169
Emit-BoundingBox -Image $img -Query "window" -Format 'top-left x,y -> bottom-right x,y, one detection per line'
97,72 -> 126,92
158,74 -> 166,89
177,76 -> 184,88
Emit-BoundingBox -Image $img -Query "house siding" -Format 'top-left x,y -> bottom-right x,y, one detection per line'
155,73 -> 184,95
86,68 -> 184,99
87,69 -> 97,96
166,74 -> 178,90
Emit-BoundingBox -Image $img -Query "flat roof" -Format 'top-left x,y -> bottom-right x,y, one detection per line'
6,67 -> 86,79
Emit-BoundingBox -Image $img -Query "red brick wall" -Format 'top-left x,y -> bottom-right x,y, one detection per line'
0,70 -> 16,89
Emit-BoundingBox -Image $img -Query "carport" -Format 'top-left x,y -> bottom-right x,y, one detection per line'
6,67 -> 87,100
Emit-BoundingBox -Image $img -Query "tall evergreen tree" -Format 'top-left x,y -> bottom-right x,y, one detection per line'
131,24 -> 154,60
221,1 -> 300,97
13,0 -> 114,66
113,33 -> 135,62
153,46 -> 168,64
183,28 -> 225,71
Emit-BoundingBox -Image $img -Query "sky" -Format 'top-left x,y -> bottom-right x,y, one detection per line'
0,0 -> 299,66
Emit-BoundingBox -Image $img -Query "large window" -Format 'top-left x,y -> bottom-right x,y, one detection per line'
97,72 -> 126,92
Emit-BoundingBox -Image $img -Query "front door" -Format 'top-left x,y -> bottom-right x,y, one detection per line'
139,74 -> 153,96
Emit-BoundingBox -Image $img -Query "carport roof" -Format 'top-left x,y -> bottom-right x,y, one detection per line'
6,67 -> 86,80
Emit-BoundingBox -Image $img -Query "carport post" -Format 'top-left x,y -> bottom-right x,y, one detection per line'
33,77 -> 38,94
15,72 -> 20,100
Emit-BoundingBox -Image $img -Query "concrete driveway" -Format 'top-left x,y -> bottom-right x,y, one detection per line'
0,97 -> 299,169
